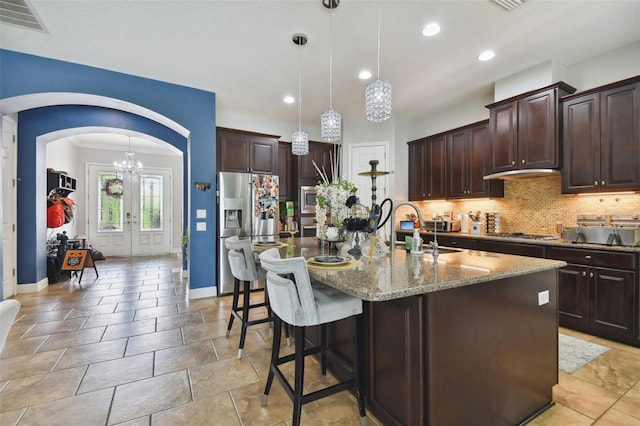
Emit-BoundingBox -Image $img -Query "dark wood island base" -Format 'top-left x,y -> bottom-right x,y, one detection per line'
327,269 -> 558,425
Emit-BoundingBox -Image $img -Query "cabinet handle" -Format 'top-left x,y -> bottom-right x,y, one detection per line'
428,193 -> 431,197
582,271 -> 587,276
594,181 -> 599,186
585,255 -> 591,259
601,181 -> 605,186
589,272 -> 594,278
511,160 -> 515,165
521,159 -> 525,164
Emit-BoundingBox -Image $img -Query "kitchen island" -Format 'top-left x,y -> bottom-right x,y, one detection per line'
276,237 -> 566,425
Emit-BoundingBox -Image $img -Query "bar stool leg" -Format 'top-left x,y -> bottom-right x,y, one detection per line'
320,324 -> 328,385
226,277 -> 240,337
293,326 -> 306,426
238,280 -> 251,359
262,315 -> 282,407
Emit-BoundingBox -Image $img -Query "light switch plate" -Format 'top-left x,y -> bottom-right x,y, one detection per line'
196,222 -> 206,231
196,209 -> 207,219
538,290 -> 549,306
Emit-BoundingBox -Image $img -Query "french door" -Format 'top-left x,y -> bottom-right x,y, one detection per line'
88,164 -> 172,257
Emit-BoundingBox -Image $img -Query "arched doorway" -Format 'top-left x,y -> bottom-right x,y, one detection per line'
0,94 -> 190,294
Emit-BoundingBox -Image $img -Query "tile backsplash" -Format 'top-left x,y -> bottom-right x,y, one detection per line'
406,175 -> 640,236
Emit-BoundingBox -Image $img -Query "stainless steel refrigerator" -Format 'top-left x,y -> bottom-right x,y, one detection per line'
217,172 -> 279,295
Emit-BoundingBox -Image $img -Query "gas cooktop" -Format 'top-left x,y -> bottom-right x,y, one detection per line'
487,232 -> 559,241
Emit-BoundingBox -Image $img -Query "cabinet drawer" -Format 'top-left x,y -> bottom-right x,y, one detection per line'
546,246 -> 636,270
476,240 -> 545,258
436,236 -> 477,250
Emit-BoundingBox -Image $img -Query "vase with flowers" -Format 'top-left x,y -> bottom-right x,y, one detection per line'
312,154 -> 357,241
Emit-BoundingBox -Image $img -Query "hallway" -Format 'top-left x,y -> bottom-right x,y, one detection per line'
0,254 -> 639,425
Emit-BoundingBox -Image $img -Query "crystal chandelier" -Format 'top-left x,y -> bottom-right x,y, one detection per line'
114,136 -> 142,176
291,33 -> 309,155
365,8 -> 392,122
320,1 -> 342,142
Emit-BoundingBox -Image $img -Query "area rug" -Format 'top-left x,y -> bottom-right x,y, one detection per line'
558,333 -> 610,373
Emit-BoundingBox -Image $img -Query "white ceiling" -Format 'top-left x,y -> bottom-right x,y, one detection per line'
1,0 -> 639,151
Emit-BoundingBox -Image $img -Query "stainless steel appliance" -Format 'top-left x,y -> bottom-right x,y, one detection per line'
300,186 -> 317,214
562,214 -> 640,246
422,219 -> 461,232
217,172 -> 279,294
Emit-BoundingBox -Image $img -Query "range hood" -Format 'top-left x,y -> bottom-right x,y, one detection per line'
483,169 -> 560,181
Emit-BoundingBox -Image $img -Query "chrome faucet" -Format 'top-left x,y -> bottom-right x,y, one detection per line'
390,201 -> 426,250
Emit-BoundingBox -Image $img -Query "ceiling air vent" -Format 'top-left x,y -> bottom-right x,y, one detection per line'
0,0 -> 46,32
492,0 -> 526,11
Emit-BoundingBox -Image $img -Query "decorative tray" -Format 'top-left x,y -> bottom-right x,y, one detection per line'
253,241 -> 280,246
308,255 -> 351,266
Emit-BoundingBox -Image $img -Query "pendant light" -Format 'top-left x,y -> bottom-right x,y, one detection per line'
320,0 -> 342,142
291,33 -> 309,156
365,3 -> 392,122
114,135 -> 143,176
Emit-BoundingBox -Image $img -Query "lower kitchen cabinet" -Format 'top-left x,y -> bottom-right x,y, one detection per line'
547,246 -> 638,346
476,239 -> 545,258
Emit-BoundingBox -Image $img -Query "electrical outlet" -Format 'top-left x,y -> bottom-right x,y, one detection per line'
538,290 -> 549,306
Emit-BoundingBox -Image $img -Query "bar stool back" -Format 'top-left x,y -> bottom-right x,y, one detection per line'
225,236 -> 273,359
259,248 -> 366,426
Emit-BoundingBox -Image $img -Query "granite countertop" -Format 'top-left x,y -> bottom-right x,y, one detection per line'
282,237 -> 566,302
397,230 -> 640,253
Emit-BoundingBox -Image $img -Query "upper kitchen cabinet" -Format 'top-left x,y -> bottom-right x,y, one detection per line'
487,82 -> 576,173
407,135 -> 446,200
295,141 -> 336,187
562,76 -> 640,194
278,142 -> 293,200
447,120 -> 504,199
217,127 -> 279,174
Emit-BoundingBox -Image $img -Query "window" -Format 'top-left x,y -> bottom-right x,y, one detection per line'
140,174 -> 163,231
98,172 -> 123,231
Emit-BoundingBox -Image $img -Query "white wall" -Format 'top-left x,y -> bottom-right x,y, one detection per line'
46,140 -> 184,251
567,41 -> 640,92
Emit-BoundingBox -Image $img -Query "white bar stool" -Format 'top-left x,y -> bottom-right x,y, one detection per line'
225,236 -> 279,359
259,248 -> 366,426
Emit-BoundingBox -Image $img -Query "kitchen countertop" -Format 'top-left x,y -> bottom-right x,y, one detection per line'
398,230 -> 640,253
279,237 -> 566,301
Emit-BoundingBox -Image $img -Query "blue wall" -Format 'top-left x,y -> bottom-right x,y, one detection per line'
0,49 -> 217,292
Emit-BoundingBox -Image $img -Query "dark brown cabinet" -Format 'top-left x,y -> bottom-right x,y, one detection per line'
546,246 -> 638,345
447,121 -> 503,199
407,135 -> 446,200
562,77 -> 640,193
295,141 -> 335,187
217,127 -> 279,174
476,239 -> 545,258
487,82 -> 576,173
278,142 -> 292,200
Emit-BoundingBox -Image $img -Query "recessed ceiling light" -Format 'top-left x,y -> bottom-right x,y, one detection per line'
283,95 -> 295,104
478,50 -> 496,61
359,70 -> 372,80
422,22 -> 440,37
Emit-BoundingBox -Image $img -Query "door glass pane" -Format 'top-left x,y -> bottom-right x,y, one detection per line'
140,174 -> 163,231
98,172 -> 123,231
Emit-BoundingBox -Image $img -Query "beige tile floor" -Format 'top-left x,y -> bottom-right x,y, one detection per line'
0,254 -> 638,425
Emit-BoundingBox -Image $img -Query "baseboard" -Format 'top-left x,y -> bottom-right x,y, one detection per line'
17,277 -> 49,294
189,285 -> 217,300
